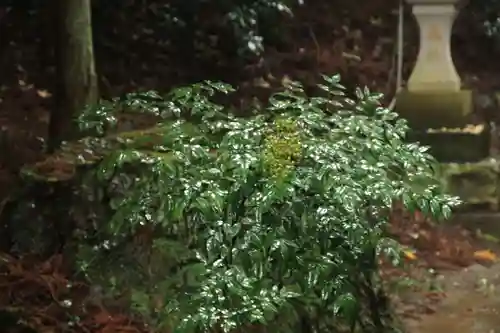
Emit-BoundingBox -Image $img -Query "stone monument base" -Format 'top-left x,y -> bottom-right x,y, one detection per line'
409,124 -> 491,163
395,90 -> 473,130
395,89 -> 495,212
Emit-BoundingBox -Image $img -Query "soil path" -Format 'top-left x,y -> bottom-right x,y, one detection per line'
406,263 -> 500,333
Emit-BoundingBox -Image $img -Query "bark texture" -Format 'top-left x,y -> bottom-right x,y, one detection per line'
49,0 -> 98,151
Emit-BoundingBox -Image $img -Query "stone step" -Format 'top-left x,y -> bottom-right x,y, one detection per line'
440,158 -> 500,211
410,123 -> 491,163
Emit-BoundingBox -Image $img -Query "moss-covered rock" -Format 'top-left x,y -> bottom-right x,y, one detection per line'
439,158 -> 500,211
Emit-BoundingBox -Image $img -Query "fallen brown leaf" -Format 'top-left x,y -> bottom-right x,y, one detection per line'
473,249 -> 497,262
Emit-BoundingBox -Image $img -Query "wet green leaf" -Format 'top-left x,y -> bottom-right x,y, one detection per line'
73,75 -> 458,333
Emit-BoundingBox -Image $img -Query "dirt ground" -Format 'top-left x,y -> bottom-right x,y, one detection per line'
404,263 -> 500,332
386,209 -> 500,332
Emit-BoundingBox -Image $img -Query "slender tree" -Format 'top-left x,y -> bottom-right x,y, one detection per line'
48,0 -> 98,151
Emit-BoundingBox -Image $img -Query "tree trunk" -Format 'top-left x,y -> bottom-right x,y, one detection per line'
48,0 -> 98,152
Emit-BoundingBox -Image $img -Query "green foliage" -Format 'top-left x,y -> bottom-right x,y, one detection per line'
465,0 -> 500,41
93,0 -> 302,56
75,75 -> 459,333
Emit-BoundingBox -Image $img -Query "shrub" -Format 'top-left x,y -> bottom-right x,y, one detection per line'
75,75 -> 459,332
93,0 -> 301,56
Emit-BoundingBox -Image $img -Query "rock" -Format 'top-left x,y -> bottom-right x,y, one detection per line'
439,158 -> 500,210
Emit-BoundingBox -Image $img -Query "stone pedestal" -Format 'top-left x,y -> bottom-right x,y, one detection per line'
396,0 -> 484,159
406,1 -> 461,91
397,0 -> 471,129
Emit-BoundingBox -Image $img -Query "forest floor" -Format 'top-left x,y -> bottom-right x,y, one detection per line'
404,263 -> 500,332
2,0 -> 500,332
387,209 -> 500,333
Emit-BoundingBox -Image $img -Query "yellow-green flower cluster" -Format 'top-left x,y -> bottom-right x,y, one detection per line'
262,117 -> 302,179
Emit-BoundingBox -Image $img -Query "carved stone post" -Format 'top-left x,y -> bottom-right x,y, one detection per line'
406,0 -> 460,92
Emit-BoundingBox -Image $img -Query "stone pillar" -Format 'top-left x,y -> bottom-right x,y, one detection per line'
396,0 -> 472,130
406,1 -> 460,92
